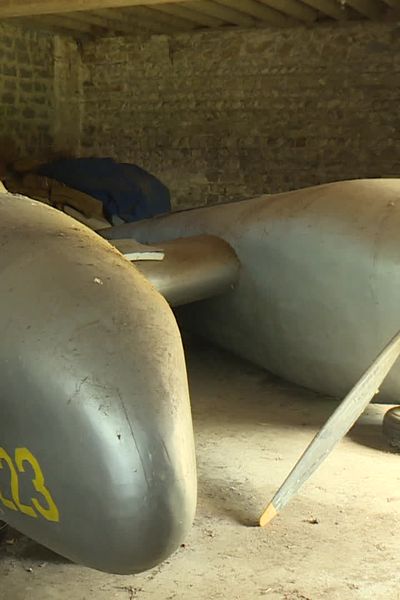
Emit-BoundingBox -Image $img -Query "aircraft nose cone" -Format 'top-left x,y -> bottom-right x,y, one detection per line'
0,194 -> 196,574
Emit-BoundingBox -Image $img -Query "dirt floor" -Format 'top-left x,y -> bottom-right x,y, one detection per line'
1,338 -> 399,600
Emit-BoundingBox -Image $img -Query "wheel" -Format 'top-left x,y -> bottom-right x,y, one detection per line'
383,406 -> 400,451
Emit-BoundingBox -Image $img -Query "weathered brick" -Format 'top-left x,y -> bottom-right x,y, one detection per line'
17,52 -> 30,65
2,65 -> 16,77
3,79 -> 16,92
19,81 -> 33,93
1,92 -> 14,104
34,82 -> 47,92
22,107 -> 35,119
1,19 -> 400,206
0,23 -> 55,156
1,36 -> 13,49
18,67 -> 32,79
80,21 -> 400,208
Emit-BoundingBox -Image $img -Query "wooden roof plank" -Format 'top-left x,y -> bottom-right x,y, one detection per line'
258,0 -> 317,22
66,10 -> 138,32
215,0 -> 298,26
382,0 -> 400,8
299,0 -> 348,19
344,0 -> 383,17
0,0 -> 204,18
185,1 -> 258,26
149,2 -> 226,26
30,13 -> 102,32
122,5 -> 198,29
95,7 -> 176,33
6,16 -> 93,36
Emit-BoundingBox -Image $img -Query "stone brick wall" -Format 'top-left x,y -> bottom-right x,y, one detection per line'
81,22 -> 400,209
2,21 -> 399,208
0,23 -> 55,158
0,24 -> 82,160
53,36 -> 82,156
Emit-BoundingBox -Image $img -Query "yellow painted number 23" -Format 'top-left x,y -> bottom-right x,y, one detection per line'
0,447 -> 59,523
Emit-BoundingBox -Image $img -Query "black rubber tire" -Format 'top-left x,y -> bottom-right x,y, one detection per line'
383,407 -> 400,451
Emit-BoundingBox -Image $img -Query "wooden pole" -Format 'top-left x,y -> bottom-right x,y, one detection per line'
259,329 -> 400,527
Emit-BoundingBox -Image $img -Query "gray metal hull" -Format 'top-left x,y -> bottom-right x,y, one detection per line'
104,179 -> 400,404
0,193 -> 196,574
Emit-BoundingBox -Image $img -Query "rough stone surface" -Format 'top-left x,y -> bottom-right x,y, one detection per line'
0,24 -> 81,159
81,22 -> 400,208
2,21 -> 400,207
53,36 -> 82,156
0,23 -> 55,157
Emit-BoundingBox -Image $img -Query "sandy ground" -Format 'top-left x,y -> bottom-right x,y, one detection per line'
0,338 -> 399,600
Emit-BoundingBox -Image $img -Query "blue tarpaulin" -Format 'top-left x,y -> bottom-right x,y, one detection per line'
37,157 -> 171,223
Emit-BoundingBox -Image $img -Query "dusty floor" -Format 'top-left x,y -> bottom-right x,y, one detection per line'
1,338 -> 399,600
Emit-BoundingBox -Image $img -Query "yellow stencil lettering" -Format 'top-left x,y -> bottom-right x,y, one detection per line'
15,448 -> 59,523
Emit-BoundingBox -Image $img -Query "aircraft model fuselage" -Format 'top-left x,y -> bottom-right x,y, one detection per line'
105,179 -> 400,404
1,178 -> 400,576
0,193 -> 196,574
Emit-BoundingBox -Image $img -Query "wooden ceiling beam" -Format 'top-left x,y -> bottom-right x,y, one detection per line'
0,0 -> 207,18
149,3 -> 225,26
300,0 -> 348,19
8,16 -> 93,36
19,14 -> 103,33
215,0 -> 298,26
121,5 -> 197,30
95,6 -> 179,33
0,0 -> 386,25
344,0 -> 383,17
185,1 -> 258,26
66,10 -> 139,33
382,0 -> 400,9
42,14 -> 103,31
257,0 -> 317,22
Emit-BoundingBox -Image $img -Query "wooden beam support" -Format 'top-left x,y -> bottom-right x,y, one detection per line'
66,10 -> 140,33
381,0 -> 400,9
300,0 -> 348,19
2,0 -> 381,34
8,16 -> 93,37
185,1 -> 258,26
122,5 -> 197,30
17,14 -> 103,33
0,0 -> 207,18
215,0 -> 298,26
41,14 -> 104,31
344,0 -> 383,17
94,7 -> 175,33
149,3 -> 225,26
258,0 -> 317,22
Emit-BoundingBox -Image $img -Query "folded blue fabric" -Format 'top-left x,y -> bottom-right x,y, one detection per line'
38,157 -> 171,223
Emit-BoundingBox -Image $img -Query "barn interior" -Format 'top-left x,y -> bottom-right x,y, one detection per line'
0,1 -> 400,599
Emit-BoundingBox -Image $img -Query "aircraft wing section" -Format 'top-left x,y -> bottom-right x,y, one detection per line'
107,234 -> 240,307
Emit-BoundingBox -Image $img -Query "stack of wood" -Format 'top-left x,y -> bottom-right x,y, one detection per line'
2,158 -> 110,231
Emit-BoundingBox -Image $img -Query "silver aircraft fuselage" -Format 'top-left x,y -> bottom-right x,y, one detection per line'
105,179 -> 400,404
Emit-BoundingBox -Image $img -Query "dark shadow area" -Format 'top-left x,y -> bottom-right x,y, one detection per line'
182,334 -> 399,525
0,527 -> 69,566
183,332 -> 340,429
349,407 -> 399,453
349,422 -> 388,452
183,333 -> 397,443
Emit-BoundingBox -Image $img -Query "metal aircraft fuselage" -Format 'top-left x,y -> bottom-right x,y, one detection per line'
105,179 -> 400,404
1,178 -> 400,574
